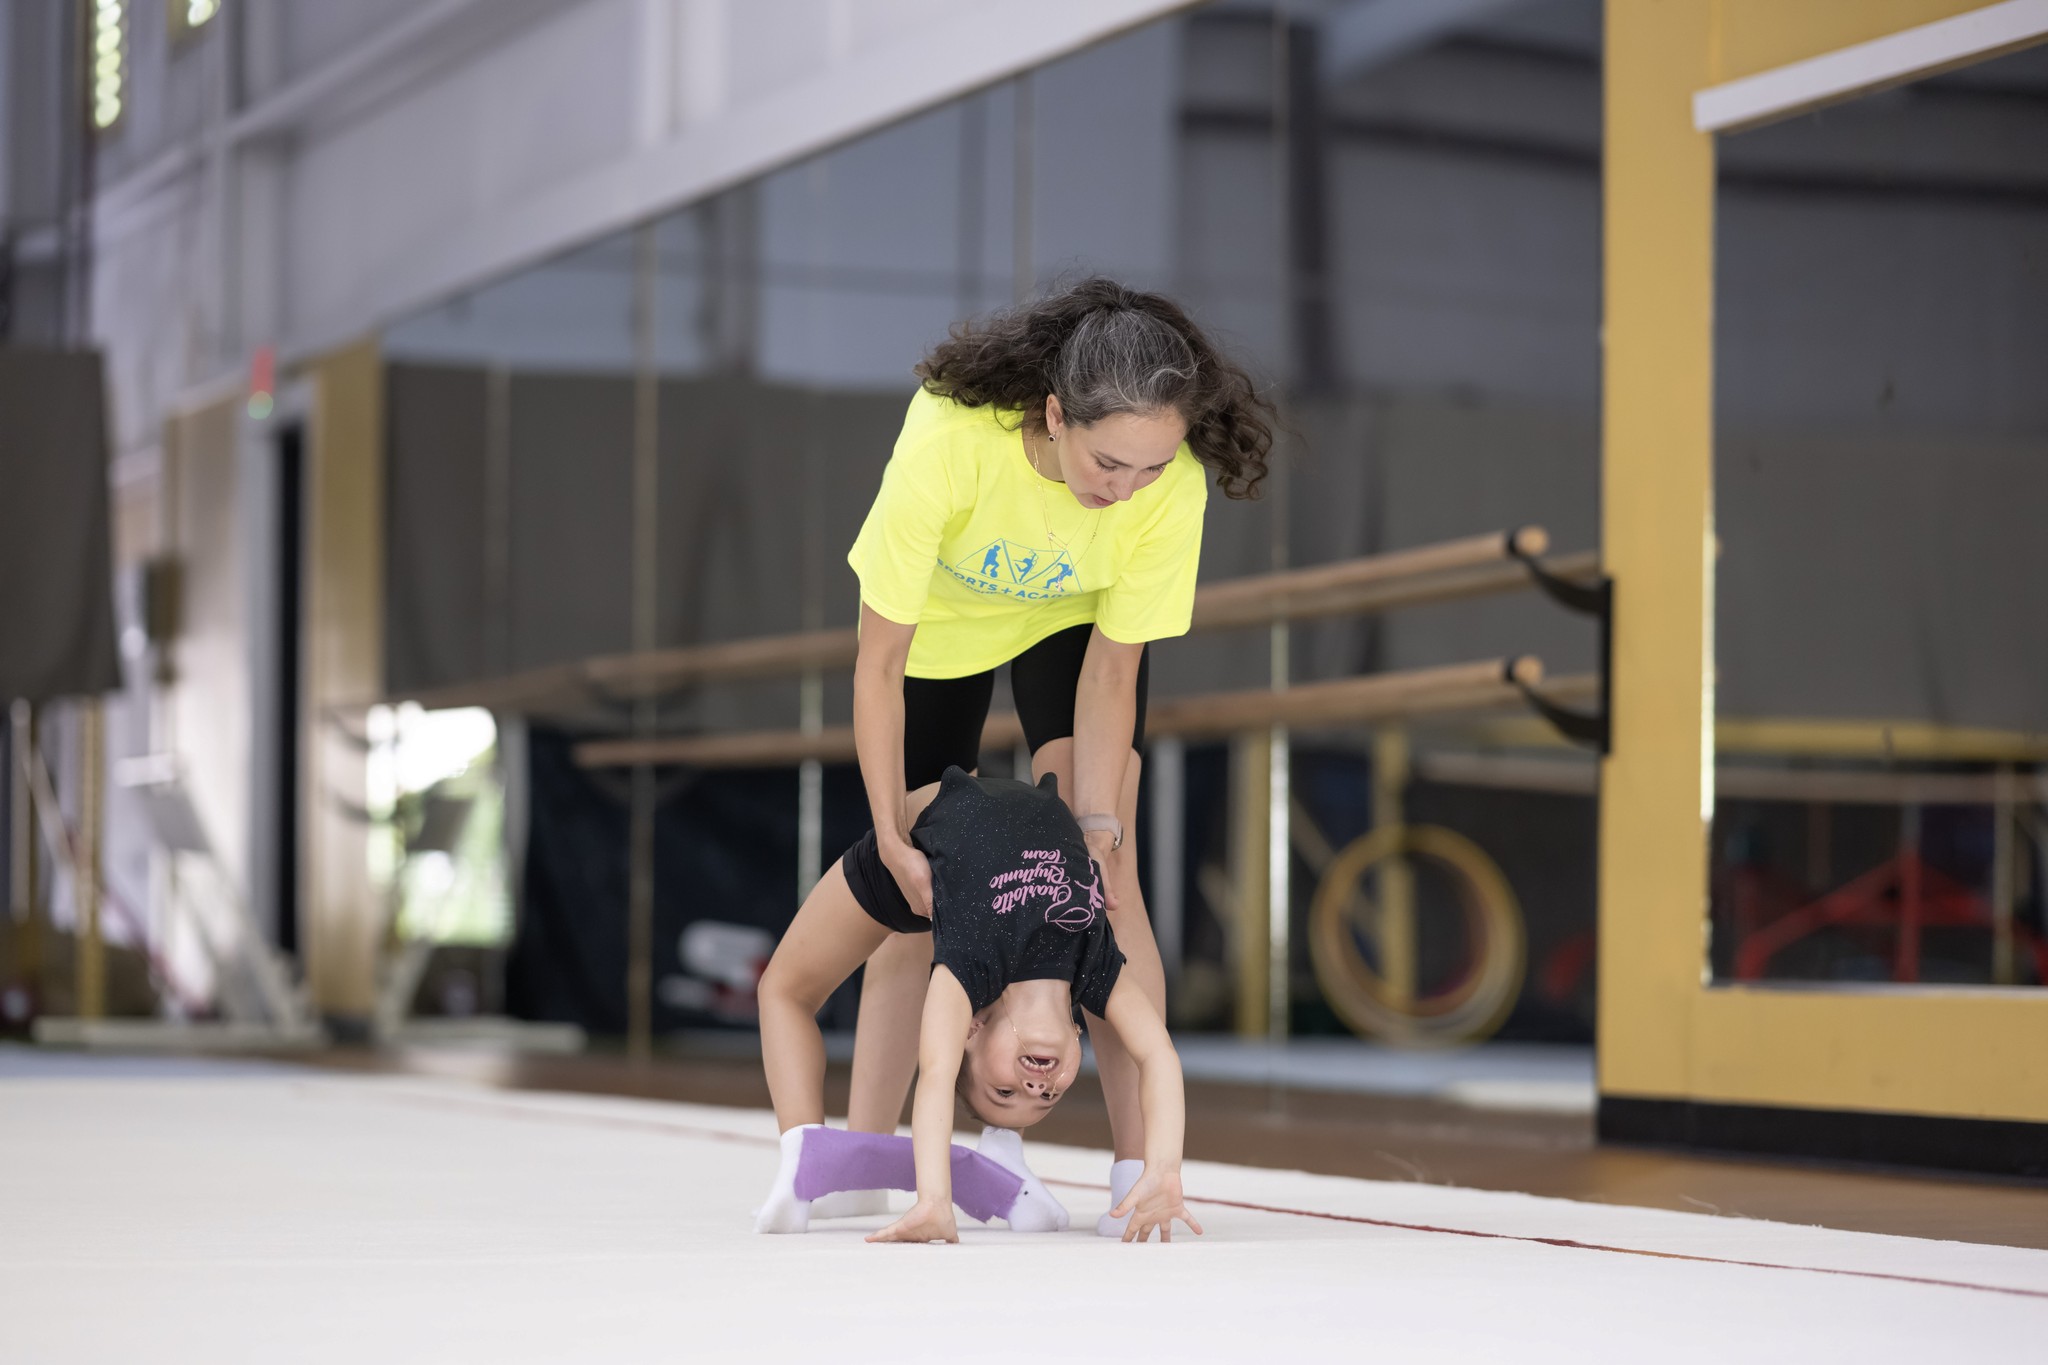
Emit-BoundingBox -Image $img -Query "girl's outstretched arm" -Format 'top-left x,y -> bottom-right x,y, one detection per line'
1102,981 -> 1204,1243
867,967 -> 974,1244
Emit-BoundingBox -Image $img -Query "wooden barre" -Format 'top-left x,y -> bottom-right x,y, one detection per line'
576,727 -> 864,770
1190,526 -> 1546,618
1148,656 -> 1542,739
1191,548 -> 1597,632
1414,751 -> 2048,807
404,661 -> 590,717
573,546 -> 1584,705
400,631 -> 862,715
573,657 -> 1545,769
580,534 -> 1568,702
585,627 -> 861,695
396,527 -> 1587,715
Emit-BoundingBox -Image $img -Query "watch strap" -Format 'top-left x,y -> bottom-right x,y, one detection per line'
1076,813 -> 1124,850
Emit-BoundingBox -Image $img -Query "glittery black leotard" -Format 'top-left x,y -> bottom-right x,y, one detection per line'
839,767 -> 1124,1017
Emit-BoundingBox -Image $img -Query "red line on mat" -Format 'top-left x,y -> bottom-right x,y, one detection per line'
357,1088 -> 2048,1303
1149,1191 -> 2048,1303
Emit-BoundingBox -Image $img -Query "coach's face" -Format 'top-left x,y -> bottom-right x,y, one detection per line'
1044,395 -> 1184,509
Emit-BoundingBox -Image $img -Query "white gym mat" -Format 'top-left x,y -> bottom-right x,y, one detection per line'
3,1064 -> 2043,1362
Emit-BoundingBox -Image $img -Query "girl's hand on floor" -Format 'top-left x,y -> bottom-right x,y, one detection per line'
1113,1167 -> 1204,1244
880,838 -> 935,918
866,1199 -> 959,1245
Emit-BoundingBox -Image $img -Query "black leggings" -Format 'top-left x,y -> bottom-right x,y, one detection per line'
899,624 -> 1150,789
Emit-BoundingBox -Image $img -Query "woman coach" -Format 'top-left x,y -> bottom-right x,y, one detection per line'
839,276 -> 1273,1232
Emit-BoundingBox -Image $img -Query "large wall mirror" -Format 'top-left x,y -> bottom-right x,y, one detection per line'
1708,42 -> 2048,991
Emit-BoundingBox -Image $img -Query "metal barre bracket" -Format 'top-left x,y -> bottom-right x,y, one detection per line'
1509,543 -> 1613,755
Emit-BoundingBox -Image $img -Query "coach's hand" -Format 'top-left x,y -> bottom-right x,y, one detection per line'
1084,829 -> 1122,914
880,837 -> 935,918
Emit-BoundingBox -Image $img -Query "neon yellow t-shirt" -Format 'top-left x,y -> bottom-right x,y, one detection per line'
848,387 -> 1209,679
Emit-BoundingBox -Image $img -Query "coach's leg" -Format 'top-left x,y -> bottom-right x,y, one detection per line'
845,934 -> 925,1132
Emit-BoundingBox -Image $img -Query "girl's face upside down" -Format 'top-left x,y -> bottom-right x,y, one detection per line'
957,979 -> 1085,1130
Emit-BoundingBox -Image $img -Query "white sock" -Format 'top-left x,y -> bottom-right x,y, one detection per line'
1096,1158 -> 1145,1238
751,1125 -> 817,1234
809,1188 -> 891,1219
977,1127 -> 1069,1233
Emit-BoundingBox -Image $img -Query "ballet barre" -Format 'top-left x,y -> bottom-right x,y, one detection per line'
387,526 -> 1597,717
572,657 -> 1560,769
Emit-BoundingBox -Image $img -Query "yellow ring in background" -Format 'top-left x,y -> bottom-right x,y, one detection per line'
1309,823 -> 1526,1048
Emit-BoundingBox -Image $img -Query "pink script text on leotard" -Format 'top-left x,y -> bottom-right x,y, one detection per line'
987,850 -> 1099,931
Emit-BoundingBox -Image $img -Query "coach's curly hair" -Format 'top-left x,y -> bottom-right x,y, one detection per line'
914,277 -> 1274,500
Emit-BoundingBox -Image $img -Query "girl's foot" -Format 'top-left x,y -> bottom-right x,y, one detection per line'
810,1188 -> 891,1219
752,1125 -> 818,1233
977,1127 -> 1069,1233
1095,1158 -> 1144,1238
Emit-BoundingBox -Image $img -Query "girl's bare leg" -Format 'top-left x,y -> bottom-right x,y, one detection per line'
842,779 -> 948,1133
758,861 -> 891,1132
1031,739 -> 1160,1162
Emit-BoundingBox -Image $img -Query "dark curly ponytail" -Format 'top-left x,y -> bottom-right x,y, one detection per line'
914,277 -> 1275,500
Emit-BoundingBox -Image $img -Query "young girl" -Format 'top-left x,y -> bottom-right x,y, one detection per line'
757,766 -> 1202,1244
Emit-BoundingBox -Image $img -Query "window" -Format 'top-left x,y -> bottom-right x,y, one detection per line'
91,0 -> 125,130
169,0 -> 221,45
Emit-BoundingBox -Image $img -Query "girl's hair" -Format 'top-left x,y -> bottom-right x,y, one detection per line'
914,277 -> 1275,500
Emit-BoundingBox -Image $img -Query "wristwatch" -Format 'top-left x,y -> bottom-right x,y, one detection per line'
1077,813 -> 1124,851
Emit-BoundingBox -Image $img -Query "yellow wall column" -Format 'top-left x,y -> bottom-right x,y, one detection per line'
1599,0 -> 2048,1131
166,401 -> 253,939
1597,0 -> 1718,1102
1231,730 -> 1271,1039
304,341 -> 385,1025
74,700 -> 105,1019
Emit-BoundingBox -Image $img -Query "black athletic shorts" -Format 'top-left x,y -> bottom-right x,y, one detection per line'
900,623 -> 1150,789
842,622 -> 1150,935
842,826 -> 932,934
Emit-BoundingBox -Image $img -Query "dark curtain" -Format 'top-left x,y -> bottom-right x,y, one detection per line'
382,364 -> 904,706
0,346 -> 121,702
506,726 -> 873,1035
383,364 -> 489,690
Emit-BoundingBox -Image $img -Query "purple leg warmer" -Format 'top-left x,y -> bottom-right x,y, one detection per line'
793,1127 -> 1025,1225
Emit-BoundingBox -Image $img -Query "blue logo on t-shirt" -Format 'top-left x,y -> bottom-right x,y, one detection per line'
944,541 -> 1078,600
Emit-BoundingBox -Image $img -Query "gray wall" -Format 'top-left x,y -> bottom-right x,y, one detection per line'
383,6 -> 2048,734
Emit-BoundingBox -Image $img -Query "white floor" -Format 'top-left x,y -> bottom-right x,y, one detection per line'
1166,1036 -> 1597,1112
699,1030 -> 1600,1112
3,1055 -> 2043,1363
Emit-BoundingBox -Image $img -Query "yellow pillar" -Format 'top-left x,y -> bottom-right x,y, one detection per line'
1371,726 -> 1414,1013
304,342 -> 386,1027
75,700 -> 105,1019
10,702 -> 44,1002
1597,0 -> 1719,1101
1230,730 -> 1270,1039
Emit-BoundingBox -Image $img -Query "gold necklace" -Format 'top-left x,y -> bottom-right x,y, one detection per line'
1024,428 -> 1102,571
